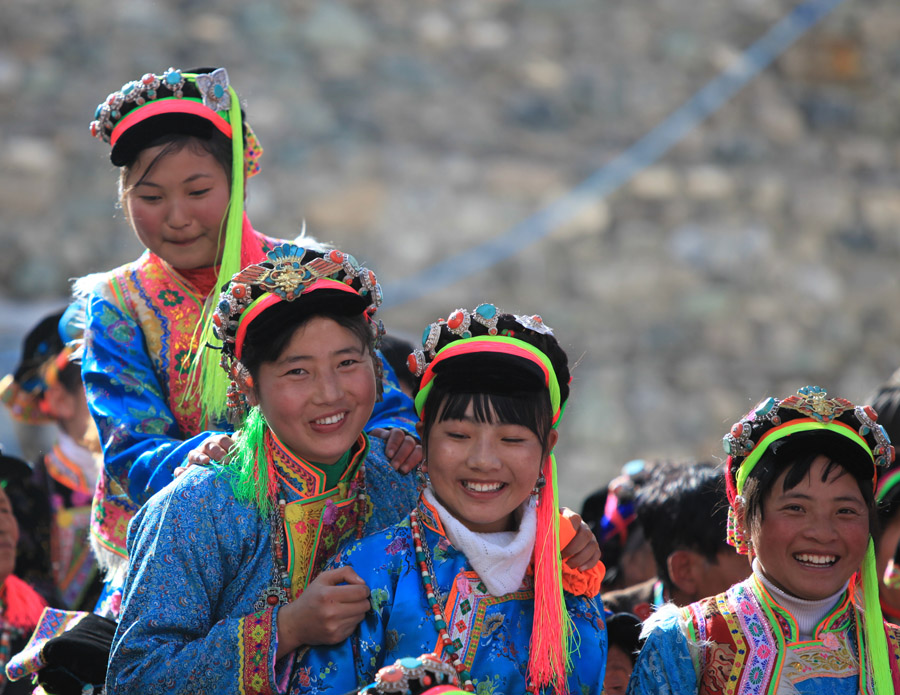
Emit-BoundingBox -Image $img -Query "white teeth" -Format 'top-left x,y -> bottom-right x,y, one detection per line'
795,553 -> 836,565
314,413 -> 344,426
464,481 -> 503,492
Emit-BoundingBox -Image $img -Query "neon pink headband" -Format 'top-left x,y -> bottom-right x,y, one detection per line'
110,97 -> 232,147
414,336 -> 561,426
233,278 -> 361,361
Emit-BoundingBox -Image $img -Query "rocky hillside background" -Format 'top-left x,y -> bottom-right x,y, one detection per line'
2,0 -> 900,507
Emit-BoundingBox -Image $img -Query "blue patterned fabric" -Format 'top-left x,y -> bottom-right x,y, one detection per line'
295,499 -> 608,694
627,576 -> 900,695
107,435 -> 418,695
82,286 -> 417,508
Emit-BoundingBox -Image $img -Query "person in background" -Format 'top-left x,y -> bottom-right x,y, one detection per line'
866,372 -> 900,622
0,454 -> 49,695
582,459 -> 662,594
603,461 -> 750,620
0,307 -> 102,611
603,612 -> 642,695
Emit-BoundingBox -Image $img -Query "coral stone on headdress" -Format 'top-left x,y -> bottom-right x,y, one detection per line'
211,243 -> 383,423
722,385 -> 894,554
89,66 -> 263,177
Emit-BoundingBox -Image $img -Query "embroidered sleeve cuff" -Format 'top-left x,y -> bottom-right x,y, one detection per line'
238,606 -> 286,695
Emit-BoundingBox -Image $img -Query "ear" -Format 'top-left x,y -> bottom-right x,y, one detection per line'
546,428 -> 559,454
667,549 -> 700,596
234,364 -> 259,407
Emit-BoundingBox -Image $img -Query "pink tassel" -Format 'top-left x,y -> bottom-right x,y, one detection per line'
527,454 -> 571,694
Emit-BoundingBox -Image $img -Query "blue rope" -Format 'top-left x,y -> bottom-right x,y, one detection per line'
381,0 -> 845,309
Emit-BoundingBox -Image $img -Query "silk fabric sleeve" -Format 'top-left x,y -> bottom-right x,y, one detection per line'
107,468 -> 291,695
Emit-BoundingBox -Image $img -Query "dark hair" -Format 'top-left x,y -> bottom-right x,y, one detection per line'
742,449 -> 878,542
868,381 -> 900,524
419,312 -> 570,456
239,302 -> 373,379
380,333 -> 418,396
635,461 -> 731,591
120,129 -> 233,199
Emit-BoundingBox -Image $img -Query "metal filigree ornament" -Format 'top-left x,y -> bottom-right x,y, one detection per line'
195,67 -> 231,112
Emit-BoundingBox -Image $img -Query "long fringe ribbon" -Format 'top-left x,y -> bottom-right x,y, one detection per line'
527,452 -> 574,694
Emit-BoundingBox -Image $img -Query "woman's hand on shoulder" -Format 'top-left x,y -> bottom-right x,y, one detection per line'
173,433 -> 236,477
560,508 -> 602,571
369,428 -> 422,474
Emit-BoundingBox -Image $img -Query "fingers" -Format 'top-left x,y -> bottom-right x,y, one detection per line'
384,429 -> 423,474
318,564 -> 367,587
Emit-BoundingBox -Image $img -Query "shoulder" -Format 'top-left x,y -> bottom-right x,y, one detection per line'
133,466 -> 251,536
73,254 -> 150,303
363,437 -> 419,524
641,601 -> 689,637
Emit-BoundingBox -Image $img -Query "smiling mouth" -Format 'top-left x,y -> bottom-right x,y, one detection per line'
794,553 -> 837,567
314,413 -> 346,426
463,481 -> 506,493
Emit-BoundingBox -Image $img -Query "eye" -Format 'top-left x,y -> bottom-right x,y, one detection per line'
189,188 -> 212,197
782,503 -> 804,513
285,367 -> 308,376
138,194 -> 161,202
338,358 -> 360,368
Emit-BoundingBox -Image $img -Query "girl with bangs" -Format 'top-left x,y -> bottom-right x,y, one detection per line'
295,307 -> 608,694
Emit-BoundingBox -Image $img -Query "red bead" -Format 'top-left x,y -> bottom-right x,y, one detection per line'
454,662 -> 466,672
266,594 -> 279,605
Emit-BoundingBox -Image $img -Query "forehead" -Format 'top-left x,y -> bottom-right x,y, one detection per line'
126,141 -> 224,181
280,316 -> 366,353
770,457 -> 865,501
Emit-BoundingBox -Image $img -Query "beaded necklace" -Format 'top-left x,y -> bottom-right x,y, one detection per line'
409,509 -> 475,692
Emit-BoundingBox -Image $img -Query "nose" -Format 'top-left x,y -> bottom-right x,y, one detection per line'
166,198 -> 190,229
466,433 -> 502,472
803,513 -> 839,544
313,369 -> 344,404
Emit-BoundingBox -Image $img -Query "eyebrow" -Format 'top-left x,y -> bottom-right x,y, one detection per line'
134,173 -> 215,188
275,345 -> 364,366
779,491 -> 864,504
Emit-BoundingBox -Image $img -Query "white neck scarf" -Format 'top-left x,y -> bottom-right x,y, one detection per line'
423,487 -> 536,597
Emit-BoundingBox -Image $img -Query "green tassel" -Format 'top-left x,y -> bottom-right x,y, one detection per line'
861,538 -> 891,695
223,406 -> 274,516
188,83 -> 247,426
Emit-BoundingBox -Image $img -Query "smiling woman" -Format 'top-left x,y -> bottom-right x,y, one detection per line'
75,66 -> 418,620
104,243 -> 420,694
627,386 -> 900,695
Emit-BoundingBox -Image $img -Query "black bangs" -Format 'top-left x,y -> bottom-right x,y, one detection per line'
431,352 -> 548,395
434,390 -> 553,451
769,430 -> 875,484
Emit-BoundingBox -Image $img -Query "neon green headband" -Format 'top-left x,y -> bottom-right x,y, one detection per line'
735,419 -> 874,496
414,335 -> 562,427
